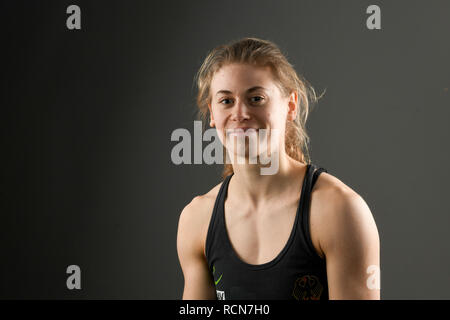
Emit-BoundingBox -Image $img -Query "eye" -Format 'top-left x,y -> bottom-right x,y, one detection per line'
250,96 -> 264,103
219,98 -> 233,105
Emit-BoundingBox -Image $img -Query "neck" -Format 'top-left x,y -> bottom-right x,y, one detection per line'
228,151 -> 307,209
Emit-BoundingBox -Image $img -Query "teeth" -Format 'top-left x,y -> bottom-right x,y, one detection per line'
225,128 -> 260,136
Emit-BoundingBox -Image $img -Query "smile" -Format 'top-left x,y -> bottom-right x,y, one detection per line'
226,128 -> 258,135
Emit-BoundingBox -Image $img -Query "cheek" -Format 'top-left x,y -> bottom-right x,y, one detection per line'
213,113 -> 226,129
269,105 -> 288,126
262,110 -> 282,128
256,108 -> 272,124
212,116 -> 226,142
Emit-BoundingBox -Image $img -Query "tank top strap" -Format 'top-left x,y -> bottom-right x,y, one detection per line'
298,163 -> 328,260
205,173 -> 233,263
312,166 -> 327,186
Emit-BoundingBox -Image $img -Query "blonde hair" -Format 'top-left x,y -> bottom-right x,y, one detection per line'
194,37 -> 322,179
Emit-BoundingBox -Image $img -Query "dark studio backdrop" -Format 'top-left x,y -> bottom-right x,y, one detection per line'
1,0 -> 449,299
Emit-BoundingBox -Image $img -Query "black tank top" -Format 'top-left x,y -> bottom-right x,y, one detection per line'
205,163 -> 329,300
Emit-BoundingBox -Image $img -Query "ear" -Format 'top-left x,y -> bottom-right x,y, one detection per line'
287,91 -> 298,121
208,103 -> 215,127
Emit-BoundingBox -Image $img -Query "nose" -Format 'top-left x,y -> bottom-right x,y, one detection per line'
231,98 -> 251,122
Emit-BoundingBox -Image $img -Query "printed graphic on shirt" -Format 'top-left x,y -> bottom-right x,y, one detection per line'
292,274 -> 323,300
212,265 -> 223,285
212,265 -> 225,299
216,290 -> 225,300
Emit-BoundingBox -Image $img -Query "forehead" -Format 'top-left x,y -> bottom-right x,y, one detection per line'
210,63 -> 278,95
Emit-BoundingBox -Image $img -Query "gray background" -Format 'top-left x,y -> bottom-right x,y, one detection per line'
1,0 -> 449,299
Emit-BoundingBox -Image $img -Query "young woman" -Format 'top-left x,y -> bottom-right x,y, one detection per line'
177,38 -> 380,300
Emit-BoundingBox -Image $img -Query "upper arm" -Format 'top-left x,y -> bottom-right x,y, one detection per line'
319,189 -> 380,300
176,197 -> 217,300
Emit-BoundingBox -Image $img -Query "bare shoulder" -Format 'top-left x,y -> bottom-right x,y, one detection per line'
310,171 -> 379,256
180,181 -> 222,226
311,171 -> 363,207
177,180 -> 224,256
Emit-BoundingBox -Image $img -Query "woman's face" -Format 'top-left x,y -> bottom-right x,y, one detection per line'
208,63 -> 297,161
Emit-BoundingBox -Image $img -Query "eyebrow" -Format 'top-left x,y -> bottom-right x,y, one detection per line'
214,86 -> 267,97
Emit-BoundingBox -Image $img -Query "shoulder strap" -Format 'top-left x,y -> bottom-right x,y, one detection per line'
205,173 -> 233,263
311,166 -> 327,188
299,163 -> 327,259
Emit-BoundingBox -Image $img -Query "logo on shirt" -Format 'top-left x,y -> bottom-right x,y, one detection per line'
216,290 -> 226,300
212,265 -> 225,299
292,274 -> 323,300
212,265 -> 223,285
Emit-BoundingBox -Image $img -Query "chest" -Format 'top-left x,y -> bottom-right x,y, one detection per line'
224,197 -> 300,265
